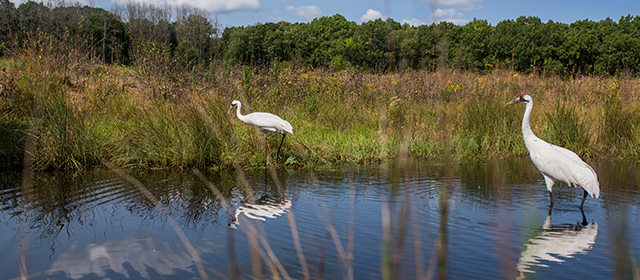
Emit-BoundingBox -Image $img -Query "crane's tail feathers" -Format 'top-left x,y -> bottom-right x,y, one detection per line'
283,120 -> 293,135
563,160 -> 600,199
580,180 -> 600,199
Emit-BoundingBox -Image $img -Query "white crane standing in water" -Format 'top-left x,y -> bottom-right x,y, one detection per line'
506,94 -> 599,208
228,100 -> 293,161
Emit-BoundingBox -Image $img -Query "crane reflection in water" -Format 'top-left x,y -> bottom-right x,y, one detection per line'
516,210 -> 598,279
228,196 -> 291,229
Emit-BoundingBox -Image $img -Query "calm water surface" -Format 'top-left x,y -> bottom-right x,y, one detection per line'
1,159 -> 639,279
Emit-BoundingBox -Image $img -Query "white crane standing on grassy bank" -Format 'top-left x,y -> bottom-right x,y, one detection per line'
506,94 -> 600,209
228,100 -> 293,161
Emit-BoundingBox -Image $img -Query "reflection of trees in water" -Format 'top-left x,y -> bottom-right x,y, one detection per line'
0,169 -> 239,247
0,171 -> 143,244
457,158 -> 541,205
516,211 -> 598,279
455,159 -> 640,207
0,167 -> 298,249
50,231 -> 218,279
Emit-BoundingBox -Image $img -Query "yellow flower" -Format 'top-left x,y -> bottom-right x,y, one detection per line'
513,73 -> 519,79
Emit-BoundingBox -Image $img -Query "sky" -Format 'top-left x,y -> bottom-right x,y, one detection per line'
10,0 -> 640,29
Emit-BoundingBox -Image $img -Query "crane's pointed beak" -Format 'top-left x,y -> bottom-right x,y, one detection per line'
505,98 -> 519,106
227,105 -> 234,114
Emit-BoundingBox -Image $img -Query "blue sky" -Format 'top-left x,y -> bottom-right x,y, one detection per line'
11,0 -> 640,28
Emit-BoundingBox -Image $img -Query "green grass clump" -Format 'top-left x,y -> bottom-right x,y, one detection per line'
602,92 -> 640,157
0,118 -> 27,168
451,92 -> 523,159
544,99 -> 591,158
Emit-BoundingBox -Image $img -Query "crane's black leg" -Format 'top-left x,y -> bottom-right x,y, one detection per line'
264,134 -> 269,165
549,191 -> 554,208
276,133 -> 286,161
580,207 -> 588,226
579,189 -> 588,209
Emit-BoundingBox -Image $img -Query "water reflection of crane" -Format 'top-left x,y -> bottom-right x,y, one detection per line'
228,196 -> 291,229
516,210 -> 598,279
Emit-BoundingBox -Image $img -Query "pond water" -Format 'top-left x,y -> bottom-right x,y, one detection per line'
1,158 -> 639,279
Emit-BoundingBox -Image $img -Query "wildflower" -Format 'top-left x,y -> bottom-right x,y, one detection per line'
513,73 -> 519,79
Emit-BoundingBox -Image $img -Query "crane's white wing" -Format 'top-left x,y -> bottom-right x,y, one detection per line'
526,138 -> 599,198
243,112 -> 293,135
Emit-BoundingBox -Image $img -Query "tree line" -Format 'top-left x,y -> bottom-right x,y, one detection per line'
1,0 -> 639,76
0,0 -> 220,67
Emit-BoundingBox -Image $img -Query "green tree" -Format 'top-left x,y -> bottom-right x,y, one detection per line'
175,13 -> 214,66
263,21 -> 296,63
458,18 -> 493,71
346,18 -> 388,70
17,1 -> 52,35
0,0 -> 17,55
296,14 -> 356,67
221,26 -> 249,64
491,16 -> 550,72
567,19 -> 602,75
416,24 -> 438,70
78,10 -> 130,63
391,24 -> 420,70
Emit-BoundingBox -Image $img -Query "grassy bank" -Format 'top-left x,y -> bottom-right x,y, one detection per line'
1,38 -> 639,170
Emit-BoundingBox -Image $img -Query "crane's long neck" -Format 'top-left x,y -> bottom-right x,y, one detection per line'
235,102 -> 246,121
521,101 -> 536,140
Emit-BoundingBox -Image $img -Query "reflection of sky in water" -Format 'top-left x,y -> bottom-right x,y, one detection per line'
51,231 -> 216,279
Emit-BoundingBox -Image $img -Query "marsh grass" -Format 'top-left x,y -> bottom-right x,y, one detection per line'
0,118 -> 26,167
452,91 -> 523,158
2,34 -> 640,170
544,100 -> 592,158
602,93 -> 640,157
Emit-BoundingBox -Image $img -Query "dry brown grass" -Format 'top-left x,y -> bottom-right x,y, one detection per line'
1,39 -> 639,170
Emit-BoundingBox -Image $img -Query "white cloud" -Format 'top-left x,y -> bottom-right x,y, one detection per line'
111,0 -> 261,13
424,0 -> 483,11
12,0 -> 91,6
401,18 -> 427,27
266,16 -> 283,22
359,9 -> 388,22
286,5 -> 322,20
431,8 -> 468,25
